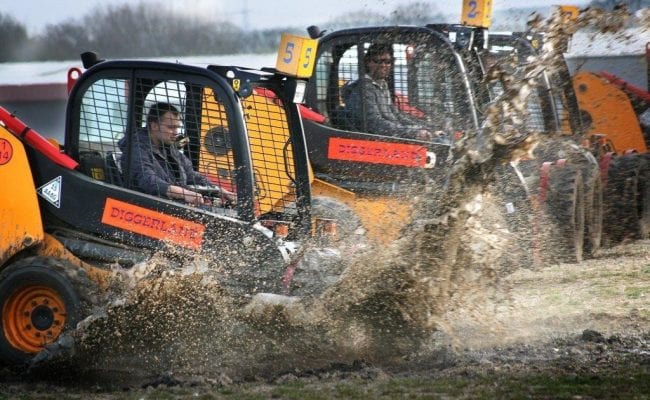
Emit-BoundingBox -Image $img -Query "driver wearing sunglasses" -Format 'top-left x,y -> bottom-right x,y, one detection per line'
342,42 -> 437,141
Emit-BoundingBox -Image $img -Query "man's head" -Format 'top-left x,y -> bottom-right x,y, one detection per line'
364,43 -> 393,81
146,102 -> 181,146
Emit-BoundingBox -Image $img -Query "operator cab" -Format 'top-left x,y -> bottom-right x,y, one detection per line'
50,58 -> 312,259
303,27 -> 481,192
73,73 -> 241,217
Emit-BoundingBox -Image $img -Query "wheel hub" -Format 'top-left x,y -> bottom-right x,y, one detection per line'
2,286 -> 67,354
31,305 -> 55,331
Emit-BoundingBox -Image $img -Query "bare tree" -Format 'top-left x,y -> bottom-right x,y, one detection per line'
34,23 -> 91,60
82,3 -> 245,58
0,12 -> 28,61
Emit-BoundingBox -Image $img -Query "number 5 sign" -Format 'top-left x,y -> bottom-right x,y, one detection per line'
461,0 -> 492,28
275,33 -> 318,78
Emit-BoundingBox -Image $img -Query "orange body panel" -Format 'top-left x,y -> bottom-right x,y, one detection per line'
0,126 -> 44,266
34,234 -> 111,289
573,71 -> 647,154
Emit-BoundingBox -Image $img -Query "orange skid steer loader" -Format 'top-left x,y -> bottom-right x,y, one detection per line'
0,47 -> 322,366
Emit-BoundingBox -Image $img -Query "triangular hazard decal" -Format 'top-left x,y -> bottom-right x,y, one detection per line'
37,176 -> 62,208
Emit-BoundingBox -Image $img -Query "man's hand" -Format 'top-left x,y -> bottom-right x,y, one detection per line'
167,185 -> 209,206
414,129 -> 445,141
183,189 -> 209,206
219,188 -> 237,205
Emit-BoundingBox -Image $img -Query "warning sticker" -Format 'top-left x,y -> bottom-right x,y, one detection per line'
0,138 -> 13,165
327,137 -> 428,167
37,176 -> 62,208
101,198 -> 205,249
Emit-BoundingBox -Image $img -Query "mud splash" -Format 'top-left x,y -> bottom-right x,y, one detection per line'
34,7 -> 646,387
64,192 -> 510,385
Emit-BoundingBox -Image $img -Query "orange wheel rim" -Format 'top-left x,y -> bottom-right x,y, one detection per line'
2,285 -> 67,354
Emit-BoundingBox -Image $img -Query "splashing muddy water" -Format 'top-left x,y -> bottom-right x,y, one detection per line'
66,190 -> 510,384
32,7 -> 649,386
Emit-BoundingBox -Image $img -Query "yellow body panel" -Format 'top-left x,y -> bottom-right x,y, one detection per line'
573,72 -> 647,154
199,89 -> 296,215
311,179 -> 411,244
0,126 -> 44,266
354,194 -> 412,244
244,93 -> 297,214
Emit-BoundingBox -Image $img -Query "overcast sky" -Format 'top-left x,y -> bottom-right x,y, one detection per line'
1,0 -> 590,34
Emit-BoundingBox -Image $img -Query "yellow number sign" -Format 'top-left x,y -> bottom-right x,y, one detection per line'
558,5 -> 580,21
461,0 -> 492,28
275,33 -> 318,79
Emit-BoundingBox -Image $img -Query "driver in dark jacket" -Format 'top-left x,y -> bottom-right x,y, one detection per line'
119,102 -> 234,206
342,43 -> 436,140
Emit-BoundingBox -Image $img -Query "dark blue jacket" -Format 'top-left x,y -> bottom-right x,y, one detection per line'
118,128 -> 211,197
342,75 -> 428,137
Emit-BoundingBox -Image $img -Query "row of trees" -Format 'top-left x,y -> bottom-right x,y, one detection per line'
0,3 -> 292,62
0,1 -> 646,62
0,1 -> 449,62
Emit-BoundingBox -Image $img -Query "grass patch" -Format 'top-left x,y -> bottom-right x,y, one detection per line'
625,287 -> 645,299
177,368 -> 650,400
2,358 -> 649,400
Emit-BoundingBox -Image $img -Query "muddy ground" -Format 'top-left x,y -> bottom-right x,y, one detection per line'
0,239 -> 648,399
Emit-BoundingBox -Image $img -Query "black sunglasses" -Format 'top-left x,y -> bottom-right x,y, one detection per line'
371,58 -> 393,65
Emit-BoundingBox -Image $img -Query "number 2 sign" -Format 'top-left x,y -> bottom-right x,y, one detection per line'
461,0 -> 492,28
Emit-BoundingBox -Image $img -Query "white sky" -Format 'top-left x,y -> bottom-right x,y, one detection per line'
1,0 -> 590,35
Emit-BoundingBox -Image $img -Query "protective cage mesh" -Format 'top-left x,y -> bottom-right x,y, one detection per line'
312,38 -> 476,137
75,76 -> 297,218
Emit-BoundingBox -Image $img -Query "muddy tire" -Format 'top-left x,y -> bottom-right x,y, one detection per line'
636,154 -> 650,240
492,164 -> 536,270
582,164 -> 604,257
286,197 -> 367,297
311,196 -> 364,242
602,154 -> 647,245
543,165 -> 585,263
0,257 -> 97,365
287,247 -> 348,298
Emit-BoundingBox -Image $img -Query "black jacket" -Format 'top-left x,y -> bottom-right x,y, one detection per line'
118,128 -> 211,197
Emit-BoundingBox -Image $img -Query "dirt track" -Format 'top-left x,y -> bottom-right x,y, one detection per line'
439,239 -> 650,349
1,240 -> 648,399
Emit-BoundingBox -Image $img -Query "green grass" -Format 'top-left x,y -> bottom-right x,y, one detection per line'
625,286 -> 646,299
245,370 -> 650,400
2,367 -> 650,400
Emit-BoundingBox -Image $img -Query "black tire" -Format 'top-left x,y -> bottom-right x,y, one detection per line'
493,164 -> 536,270
310,196 -> 364,242
0,257 -> 96,366
543,165 -> 585,263
582,163 -> 604,257
636,154 -> 650,240
286,196 -> 366,297
602,154 -> 645,245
